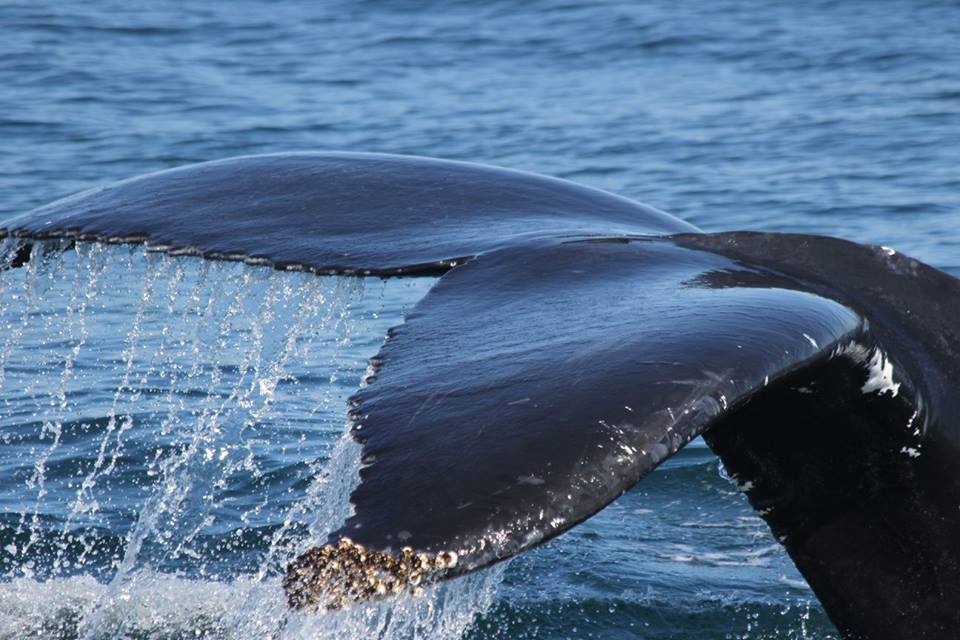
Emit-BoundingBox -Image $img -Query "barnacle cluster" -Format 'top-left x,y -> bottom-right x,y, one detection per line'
283,537 -> 459,611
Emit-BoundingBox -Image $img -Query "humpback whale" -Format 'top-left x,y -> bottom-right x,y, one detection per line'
2,153 -> 958,639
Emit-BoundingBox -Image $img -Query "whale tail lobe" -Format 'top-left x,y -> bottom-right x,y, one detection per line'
4,154 -> 960,638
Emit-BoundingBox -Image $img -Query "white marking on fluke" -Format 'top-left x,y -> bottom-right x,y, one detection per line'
862,348 -> 900,397
835,343 -> 901,397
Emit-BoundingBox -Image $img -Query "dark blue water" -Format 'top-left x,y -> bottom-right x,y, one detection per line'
1,1 -> 958,638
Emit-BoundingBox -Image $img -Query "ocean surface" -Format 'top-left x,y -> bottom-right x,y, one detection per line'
1,1 -> 958,638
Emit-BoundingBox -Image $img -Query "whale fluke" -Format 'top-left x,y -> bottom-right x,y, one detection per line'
285,231 -> 960,640
330,236 -> 865,567
0,152 -> 694,274
5,153 -> 960,639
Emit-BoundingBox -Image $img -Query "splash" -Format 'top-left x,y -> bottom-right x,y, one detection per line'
0,241 -> 502,639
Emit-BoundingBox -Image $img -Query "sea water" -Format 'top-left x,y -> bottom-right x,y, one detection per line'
2,0 -> 958,637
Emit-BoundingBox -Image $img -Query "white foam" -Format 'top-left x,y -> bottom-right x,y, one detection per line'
0,574 -> 257,639
0,568 -> 505,640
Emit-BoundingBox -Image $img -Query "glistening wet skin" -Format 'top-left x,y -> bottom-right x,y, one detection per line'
3,153 -> 960,639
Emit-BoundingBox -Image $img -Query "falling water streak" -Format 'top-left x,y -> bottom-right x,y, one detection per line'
154,256 -> 188,438
71,262 -> 379,638
159,273 -> 336,571
20,245 -> 72,520
282,276 -> 367,429
224,278 -> 371,639
0,238 -> 22,269
209,275 -> 329,502
311,276 -> 380,418
185,262 -> 248,450
0,242 -> 41,394
223,272 -> 315,435
242,271 -> 281,405
12,243 -> 74,558
18,247 -> 70,444
152,262 -> 273,544
64,252 -> 207,570
144,253 -> 187,379
110,263 -> 240,575
156,266 -> 267,568
306,279 -> 366,424
72,265 -> 237,637
214,271 -> 277,534
304,290 -> 370,543
40,244 -> 110,572
196,267 -> 261,436
155,258 -> 211,443
254,277 -> 369,582
63,249 -> 156,531
23,243 -> 108,560
101,252 -> 165,479
209,277 -> 378,637
243,278 -> 367,580
0,246 -> 506,640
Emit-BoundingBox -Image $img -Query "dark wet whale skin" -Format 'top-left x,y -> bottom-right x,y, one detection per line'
3,153 -> 959,639
1,152 -> 695,274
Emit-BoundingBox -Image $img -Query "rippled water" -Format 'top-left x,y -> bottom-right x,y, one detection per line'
1,0 -> 958,638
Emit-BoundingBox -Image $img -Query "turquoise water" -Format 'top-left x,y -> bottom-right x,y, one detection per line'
1,1 -> 958,638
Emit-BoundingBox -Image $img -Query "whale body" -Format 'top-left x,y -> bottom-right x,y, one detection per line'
3,153 -> 959,639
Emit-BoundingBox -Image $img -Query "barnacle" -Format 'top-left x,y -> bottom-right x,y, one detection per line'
283,538 -> 459,611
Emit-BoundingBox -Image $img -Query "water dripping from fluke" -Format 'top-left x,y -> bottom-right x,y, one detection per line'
0,240 -> 500,639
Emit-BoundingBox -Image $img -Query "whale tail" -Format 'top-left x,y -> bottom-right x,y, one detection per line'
294,232 -> 960,640
4,154 -> 960,639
